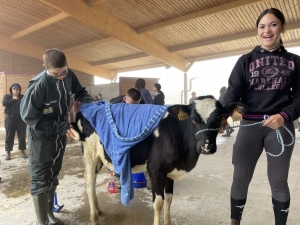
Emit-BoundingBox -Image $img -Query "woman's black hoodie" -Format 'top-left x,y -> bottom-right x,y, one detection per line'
223,46 -> 300,121
2,83 -> 23,118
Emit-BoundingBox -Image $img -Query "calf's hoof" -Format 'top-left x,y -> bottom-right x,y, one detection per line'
231,219 -> 240,225
98,209 -> 103,216
49,220 -> 64,225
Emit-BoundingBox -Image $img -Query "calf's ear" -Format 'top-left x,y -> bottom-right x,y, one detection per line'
235,103 -> 248,114
223,102 -> 248,116
167,105 -> 191,121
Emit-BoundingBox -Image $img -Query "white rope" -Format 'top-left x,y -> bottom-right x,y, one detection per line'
195,115 -> 295,157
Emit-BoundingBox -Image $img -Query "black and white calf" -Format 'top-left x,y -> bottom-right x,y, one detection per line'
71,95 -> 245,225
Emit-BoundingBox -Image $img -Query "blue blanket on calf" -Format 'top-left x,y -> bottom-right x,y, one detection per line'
80,100 -> 169,205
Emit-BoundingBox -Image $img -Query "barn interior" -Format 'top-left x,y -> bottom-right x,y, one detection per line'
1,0 -> 300,224
1,128 -> 300,225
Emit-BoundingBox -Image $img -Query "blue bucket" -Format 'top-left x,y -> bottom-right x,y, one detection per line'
132,172 -> 147,188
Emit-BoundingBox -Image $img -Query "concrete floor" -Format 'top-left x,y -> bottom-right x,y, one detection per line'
0,127 -> 300,225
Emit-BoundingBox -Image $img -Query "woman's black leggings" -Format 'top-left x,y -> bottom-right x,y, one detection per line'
231,120 -> 294,202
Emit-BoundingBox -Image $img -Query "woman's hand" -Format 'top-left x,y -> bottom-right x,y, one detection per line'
262,114 -> 285,129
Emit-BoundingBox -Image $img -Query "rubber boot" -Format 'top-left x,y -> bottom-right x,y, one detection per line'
48,187 -> 63,225
114,173 -> 121,189
20,150 -> 28,158
5,151 -> 11,160
33,193 -> 49,225
231,219 -> 240,225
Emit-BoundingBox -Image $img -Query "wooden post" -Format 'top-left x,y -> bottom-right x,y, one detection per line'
184,72 -> 188,105
3,72 -> 7,94
111,70 -> 119,83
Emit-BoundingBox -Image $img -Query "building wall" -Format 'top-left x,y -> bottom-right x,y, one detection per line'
72,70 -> 95,87
0,73 -> 5,127
0,50 -> 96,127
89,83 -> 119,101
0,50 -> 94,87
119,77 -> 158,96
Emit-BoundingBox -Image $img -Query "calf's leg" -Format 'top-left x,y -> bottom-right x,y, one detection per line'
163,178 -> 174,225
152,173 -> 166,225
153,195 -> 164,225
93,159 -> 103,216
84,151 -> 102,225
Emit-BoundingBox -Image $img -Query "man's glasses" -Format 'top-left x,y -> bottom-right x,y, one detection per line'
46,67 -> 69,79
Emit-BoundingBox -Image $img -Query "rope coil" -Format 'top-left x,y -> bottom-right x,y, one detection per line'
195,115 -> 295,157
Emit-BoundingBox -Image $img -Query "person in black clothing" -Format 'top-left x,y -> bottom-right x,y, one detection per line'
189,91 -> 197,104
20,48 -> 94,225
218,86 -> 234,137
135,78 -> 153,104
152,83 -> 165,105
2,83 -> 27,160
222,8 -> 300,225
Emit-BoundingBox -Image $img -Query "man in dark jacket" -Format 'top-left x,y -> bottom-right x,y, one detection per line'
110,88 -> 145,104
20,48 -> 94,225
152,83 -> 165,105
2,83 -> 27,160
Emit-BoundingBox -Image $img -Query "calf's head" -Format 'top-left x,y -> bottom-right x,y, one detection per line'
191,96 -> 224,154
168,95 -> 246,155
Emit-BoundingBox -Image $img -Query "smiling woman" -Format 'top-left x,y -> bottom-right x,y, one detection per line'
256,9 -> 285,51
221,8 -> 300,225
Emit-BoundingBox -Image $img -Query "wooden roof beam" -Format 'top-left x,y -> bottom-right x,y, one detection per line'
118,62 -> 167,72
136,0 -> 264,33
91,53 -> 148,66
88,0 -> 109,7
187,39 -> 300,62
0,33 -> 113,80
39,0 -> 189,72
169,22 -> 300,52
11,12 -> 70,40
113,37 -> 300,73
169,31 -> 256,52
85,22 -> 300,66
188,47 -> 253,62
113,38 -> 300,73
63,37 -> 115,53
